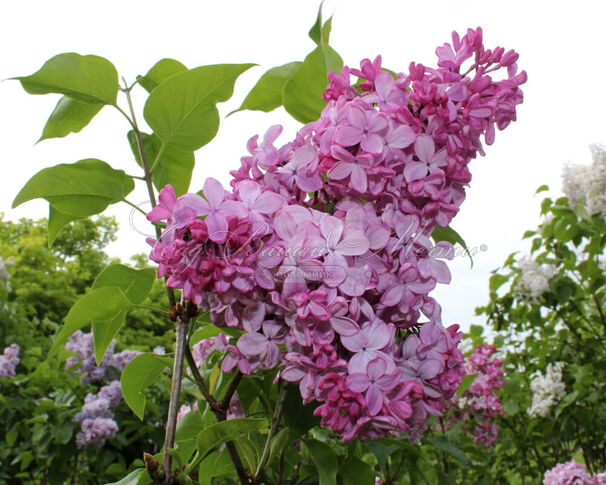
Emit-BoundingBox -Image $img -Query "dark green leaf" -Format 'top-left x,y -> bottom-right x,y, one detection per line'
283,46 -> 342,123
15,53 -> 118,105
144,64 -> 255,151
339,457 -> 375,485
121,353 -> 171,419
39,96 -> 103,141
138,58 -> 187,93
302,439 -> 337,485
232,62 -> 301,114
282,383 -> 320,437
427,436 -> 470,466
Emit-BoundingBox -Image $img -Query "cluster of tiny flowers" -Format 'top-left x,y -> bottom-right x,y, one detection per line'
451,344 -> 503,448
514,256 -> 558,303
0,344 -> 19,378
528,362 -> 566,418
66,330 -> 141,384
74,381 -> 123,448
147,28 -> 525,441
544,460 -> 606,485
562,144 -> 606,216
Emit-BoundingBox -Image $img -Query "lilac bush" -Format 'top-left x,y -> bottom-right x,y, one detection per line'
146,27 -> 526,442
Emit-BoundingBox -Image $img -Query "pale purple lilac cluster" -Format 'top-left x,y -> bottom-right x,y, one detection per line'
544,460 -> 606,485
0,343 -> 19,378
452,344 -> 503,448
66,332 -> 140,447
147,28 -> 525,441
66,330 -> 141,384
74,381 -> 122,448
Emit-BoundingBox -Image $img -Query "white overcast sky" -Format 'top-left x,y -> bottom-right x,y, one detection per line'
1,0 -> 605,331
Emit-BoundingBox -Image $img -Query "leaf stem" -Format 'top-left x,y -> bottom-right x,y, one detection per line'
184,344 -> 218,408
122,199 -> 148,216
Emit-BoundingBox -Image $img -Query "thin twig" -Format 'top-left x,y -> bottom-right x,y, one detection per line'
253,383 -> 288,483
184,345 -> 218,409
162,316 -> 189,482
219,370 -> 244,410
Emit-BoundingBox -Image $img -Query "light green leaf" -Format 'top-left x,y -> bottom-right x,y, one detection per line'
104,468 -> 145,485
232,62 -> 301,114
13,158 -> 134,216
283,46 -> 342,123
144,63 -> 255,151
121,353 -> 171,419
456,373 -> 478,397
127,131 -> 194,196
15,53 -> 119,105
39,96 -> 103,141
431,225 -> 473,267
198,449 -> 236,485
92,264 -> 156,305
51,286 -> 132,354
308,2 -> 332,46
302,439 -> 337,485
190,325 -> 221,347
196,418 -> 266,460
92,312 -> 126,365
138,58 -> 187,93
47,205 -> 75,245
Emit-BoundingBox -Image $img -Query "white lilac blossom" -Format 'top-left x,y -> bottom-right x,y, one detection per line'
0,344 -> 19,378
528,362 -> 566,418
562,144 -> 606,216
514,257 -> 558,303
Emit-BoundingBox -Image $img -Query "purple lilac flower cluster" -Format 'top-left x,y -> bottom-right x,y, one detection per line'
66,332 -> 140,447
544,460 -> 606,485
66,330 -> 141,384
74,381 -> 122,448
452,344 -> 503,448
147,28 -> 525,441
0,343 -> 19,378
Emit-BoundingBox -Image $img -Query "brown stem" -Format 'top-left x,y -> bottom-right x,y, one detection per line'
162,316 -> 189,483
184,345 -> 218,409
219,370 -> 244,410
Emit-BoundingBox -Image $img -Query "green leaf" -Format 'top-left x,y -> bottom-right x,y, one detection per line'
190,325 -> 221,347
283,46 -> 342,124
536,184 -> 549,194
13,159 -> 134,240
121,353 -> 171,419
198,449 -> 236,485
469,324 -> 484,337
127,131 -> 194,196
15,53 -> 118,105
51,286 -> 132,354
489,273 -> 509,293
92,312 -> 126,365
48,205 -> 75,245
339,457 -> 375,485
196,418 -> 266,459
93,264 -> 156,304
268,427 -> 290,466
104,468 -> 145,485
302,439 -> 337,485
283,383 -> 320,438
427,436 -> 470,466
38,96 -> 103,141
431,225 -> 473,267
308,2 -> 333,45
144,63 -> 255,151
232,62 -> 301,114
456,374 -> 478,397
138,58 -> 187,93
